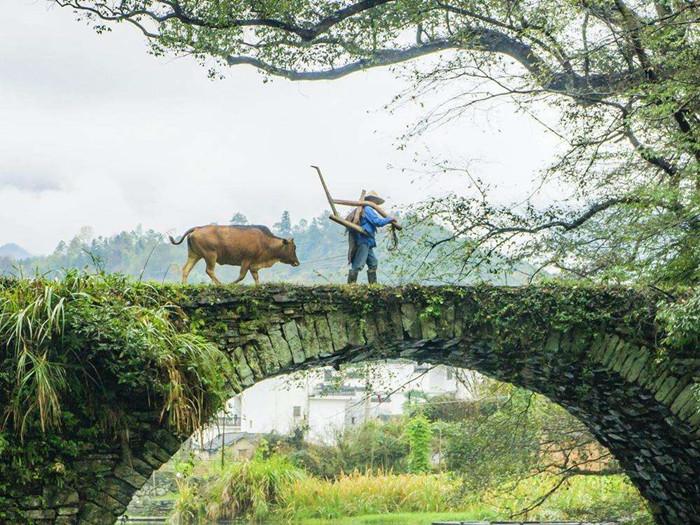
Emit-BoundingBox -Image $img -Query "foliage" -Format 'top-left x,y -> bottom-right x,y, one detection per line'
202,453 -> 306,521
420,393 -> 501,423
280,471 -> 460,520
443,389 -> 540,490
0,272 -> 233,439
168,477 -> 206,525
657,289 -> 700,351
282,418 -> 409,477
406,414 -> 432,474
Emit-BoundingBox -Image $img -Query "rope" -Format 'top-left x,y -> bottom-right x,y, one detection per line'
388,225 -> 399,252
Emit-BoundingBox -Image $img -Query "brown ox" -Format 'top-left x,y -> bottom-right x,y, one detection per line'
169,224 -> 300,285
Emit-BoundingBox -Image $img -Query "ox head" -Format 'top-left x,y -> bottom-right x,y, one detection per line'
281,238 -> 301,267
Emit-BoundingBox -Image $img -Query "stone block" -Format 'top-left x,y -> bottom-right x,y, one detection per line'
626,350 -> 652,383
345,317 -> 366,347
113,464 -> 148,489
232,346 -> 256,385
78,502 -> 110,524
587,334 -> 607,360
43,487 -> 79,507
103,476 -> 140,505
295,317 -> 319,359
267,327 -> 294,368
24,508 -> 56,519
242,343 -> 265,379
600,335 -> 623,367
326,311 -> 349,351
282,320 -> 306,364
611,343 -> 633,373
253,335 -> 281,373
313,315 -> 334,356
655,375 -> 679,404
87,489 -> 125,514
362,315 -> 380,346
400,302 -> 421,339
151,430 -> 182,455
387,303 -> 405,341
670,383 -> 698,416
618,346 -> 645,378
418,314 -> 438,340
142,441 -> 171,465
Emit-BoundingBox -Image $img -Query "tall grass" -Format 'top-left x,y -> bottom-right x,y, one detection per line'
279,471 -> 461,520
0,272 -> 232,438
204,454 -> 306,521
168,478 -> 206,525
1,278 -> 68,437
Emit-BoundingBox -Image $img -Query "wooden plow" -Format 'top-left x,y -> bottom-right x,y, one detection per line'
311,165 -> 402,236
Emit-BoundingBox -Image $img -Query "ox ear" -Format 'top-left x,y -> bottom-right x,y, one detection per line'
283,238 -> 290,245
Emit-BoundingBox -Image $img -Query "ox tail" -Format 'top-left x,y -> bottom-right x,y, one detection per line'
169,227 -> 197,245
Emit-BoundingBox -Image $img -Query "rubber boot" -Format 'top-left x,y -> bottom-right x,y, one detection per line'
367,269 -> 377,284
347,269 -> 359,284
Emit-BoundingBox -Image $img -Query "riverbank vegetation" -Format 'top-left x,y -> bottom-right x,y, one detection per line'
162,387 -> 653,525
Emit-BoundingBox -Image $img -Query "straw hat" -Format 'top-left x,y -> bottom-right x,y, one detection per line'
365,190 -> 385,205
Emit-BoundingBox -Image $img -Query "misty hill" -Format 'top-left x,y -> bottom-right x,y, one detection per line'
0,243 -> 31,261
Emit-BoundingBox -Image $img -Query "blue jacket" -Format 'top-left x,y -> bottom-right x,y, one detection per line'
354,206 -> 393,248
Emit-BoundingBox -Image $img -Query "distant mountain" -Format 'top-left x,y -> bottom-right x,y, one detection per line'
0,243 -> 31,260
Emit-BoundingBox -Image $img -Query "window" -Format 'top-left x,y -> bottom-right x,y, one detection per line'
324,369 -> 333,381
293,406 -> 302,418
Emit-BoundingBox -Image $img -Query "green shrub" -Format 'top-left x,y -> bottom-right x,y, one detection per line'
204,453 -> 306,521
168,478 -> 205,525
406,415 -> 432,473
288,419 -> 409,478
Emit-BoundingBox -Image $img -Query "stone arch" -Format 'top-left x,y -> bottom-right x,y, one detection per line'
11,285 -> 700,525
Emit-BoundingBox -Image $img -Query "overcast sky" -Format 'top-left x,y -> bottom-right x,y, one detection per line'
2,0 -> 563,254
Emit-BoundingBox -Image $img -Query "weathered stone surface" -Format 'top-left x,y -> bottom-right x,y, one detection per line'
326,311 -> 349,350
282,320 -> 306,363
400,303 -> 421,339
267,326 -> 294,367
142,441 -> 171,465
44,488 -> 79,507
113,464 -> 148,489
25,509 -> 56,519
253,334 -> 281,373
6,285 -> 700,525
313,315 -> 334,356
232,346 -> 256,385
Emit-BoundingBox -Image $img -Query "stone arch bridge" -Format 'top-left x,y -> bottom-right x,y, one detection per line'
10,285 -> 700,525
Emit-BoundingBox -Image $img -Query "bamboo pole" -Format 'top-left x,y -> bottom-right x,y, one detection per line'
329,214 -> 365,234
311,165 -> 339,217
351,190 -> 366,224
332,199 -> 402,230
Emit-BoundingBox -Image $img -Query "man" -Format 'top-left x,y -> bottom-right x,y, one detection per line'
348,190 -> 397,284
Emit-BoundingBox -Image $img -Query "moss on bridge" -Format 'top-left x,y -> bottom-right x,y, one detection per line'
0,274 -> 698,524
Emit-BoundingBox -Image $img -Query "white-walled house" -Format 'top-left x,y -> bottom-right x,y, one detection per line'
192,362 -> 478,450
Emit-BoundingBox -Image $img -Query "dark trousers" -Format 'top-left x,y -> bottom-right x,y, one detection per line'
351,243 -> 378,271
